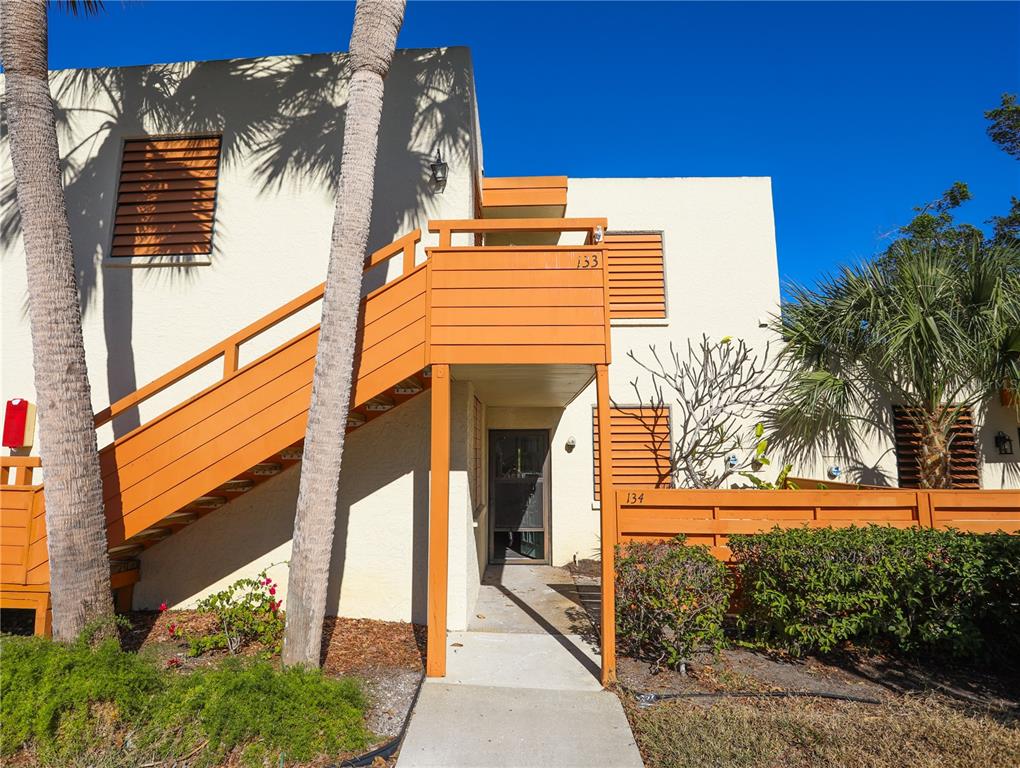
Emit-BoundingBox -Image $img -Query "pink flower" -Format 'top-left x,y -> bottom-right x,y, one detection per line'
269,600 -> 280,613
159,601 -> 168,612
167,623 -> 177,636
269,586 -> 276,596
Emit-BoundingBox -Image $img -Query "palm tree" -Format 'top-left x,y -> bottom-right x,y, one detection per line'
1,0 -> 115,639
770,241 -> 1020,488
282,0 -> 406,667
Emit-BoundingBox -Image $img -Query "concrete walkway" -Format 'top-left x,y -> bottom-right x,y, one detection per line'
397,565 -> 643,768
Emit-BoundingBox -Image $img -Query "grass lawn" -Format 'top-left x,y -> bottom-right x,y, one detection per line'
616,648 -> 1020,768
625,694 -> 1020,768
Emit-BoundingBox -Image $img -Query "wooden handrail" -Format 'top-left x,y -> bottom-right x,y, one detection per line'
364,228 -> 421,275
94,230 -> 422,428
1,455 -> 42,486
428,217 -> 608,248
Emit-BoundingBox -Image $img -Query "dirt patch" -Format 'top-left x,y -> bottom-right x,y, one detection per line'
616,646 -> 1020,711
566,557 -> 601,578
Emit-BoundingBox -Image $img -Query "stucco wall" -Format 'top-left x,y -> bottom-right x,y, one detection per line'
1,48 -> 481,625
1,47 -> 479,445
134,390 -> 431,621
532,177 -> 783,565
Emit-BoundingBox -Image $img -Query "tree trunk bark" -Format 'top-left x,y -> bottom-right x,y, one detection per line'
282,0 -> 406,667
917,413 -> 953,490
1,0 -> 115,640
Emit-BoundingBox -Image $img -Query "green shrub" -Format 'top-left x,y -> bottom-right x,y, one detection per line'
976,532 -> 1020,655
0,634 -> 368,767
730,525 -> 1018,657
616,536 -> 731,668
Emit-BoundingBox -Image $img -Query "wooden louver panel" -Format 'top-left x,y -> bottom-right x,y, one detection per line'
111,136 -> 221,257
603,232 -> 666,319
593,406 -> 672,500
892,406 -> 980,489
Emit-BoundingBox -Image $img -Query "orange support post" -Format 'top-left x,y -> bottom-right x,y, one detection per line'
426,363 -> 451,677
595,364 -> 617,685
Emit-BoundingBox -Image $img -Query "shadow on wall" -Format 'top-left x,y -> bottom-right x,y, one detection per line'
1,48 -> 473,438
136,393 -> 433,623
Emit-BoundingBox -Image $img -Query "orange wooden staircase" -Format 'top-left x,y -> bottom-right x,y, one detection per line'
1,218 -> 613,634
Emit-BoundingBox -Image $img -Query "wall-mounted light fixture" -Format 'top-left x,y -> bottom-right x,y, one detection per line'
994,430 -> 1014,456
827,465 -> 842,480
725,454 -> 739,469
565,436 -> 576,453
429,151 -> 448,192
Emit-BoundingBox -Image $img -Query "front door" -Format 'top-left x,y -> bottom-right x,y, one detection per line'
488,429 -> 550,563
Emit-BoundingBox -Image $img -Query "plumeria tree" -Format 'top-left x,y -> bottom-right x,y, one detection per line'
627,335 -> 782,489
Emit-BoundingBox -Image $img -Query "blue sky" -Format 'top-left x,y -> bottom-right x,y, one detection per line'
42,1 -> 1020,289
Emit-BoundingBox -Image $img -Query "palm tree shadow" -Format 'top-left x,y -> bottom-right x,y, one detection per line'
2,48 -> 472,439
1,48 -> 474,619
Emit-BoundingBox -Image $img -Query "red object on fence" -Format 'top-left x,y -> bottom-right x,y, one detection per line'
3,399 -> 34,448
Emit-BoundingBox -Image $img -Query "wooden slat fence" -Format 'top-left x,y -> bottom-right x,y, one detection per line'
614,488 -> 1020,562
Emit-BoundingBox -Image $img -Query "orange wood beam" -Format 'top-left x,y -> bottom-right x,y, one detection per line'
428,217 -> 607,248
595,364 -> 617,685
426,363 -> 451,677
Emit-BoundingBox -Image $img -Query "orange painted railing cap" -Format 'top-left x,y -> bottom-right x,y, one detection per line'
428,217 -> 607,235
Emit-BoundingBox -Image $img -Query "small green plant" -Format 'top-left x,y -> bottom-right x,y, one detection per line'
186,569 -> 284,656
616,536 -> 731,669
730,525 -> 1017,657
734,423 -> 794,489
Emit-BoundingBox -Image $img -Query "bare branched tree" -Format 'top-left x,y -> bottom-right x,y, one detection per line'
627,335 -> 780,488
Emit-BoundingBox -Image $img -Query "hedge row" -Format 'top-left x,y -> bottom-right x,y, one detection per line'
615,526 -> 1020,665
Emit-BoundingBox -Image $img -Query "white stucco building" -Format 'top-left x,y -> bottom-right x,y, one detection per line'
2,48 -> 1016,642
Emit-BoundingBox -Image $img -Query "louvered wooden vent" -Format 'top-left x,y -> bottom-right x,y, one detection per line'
111,136 -> 222,258
593,406 -> 672,500
892,406 -> 980,489
603,232 -> 667,319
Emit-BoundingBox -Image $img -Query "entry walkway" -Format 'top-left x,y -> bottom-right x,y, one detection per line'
397,565 -> 643,768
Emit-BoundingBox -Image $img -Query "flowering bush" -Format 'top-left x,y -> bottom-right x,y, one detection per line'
615,536 -> 731,669
185,570 -> 285,657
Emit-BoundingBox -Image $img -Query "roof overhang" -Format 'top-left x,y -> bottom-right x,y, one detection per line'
452,364 -> 594,407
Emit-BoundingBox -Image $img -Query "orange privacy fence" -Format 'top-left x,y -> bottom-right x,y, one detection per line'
597,486 -> 1020,682
613,488 -> 1020,562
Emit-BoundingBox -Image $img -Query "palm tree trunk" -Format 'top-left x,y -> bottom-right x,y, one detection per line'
1,0 -> 115,640
282,0 -> 406,667
917,412 -> 953,489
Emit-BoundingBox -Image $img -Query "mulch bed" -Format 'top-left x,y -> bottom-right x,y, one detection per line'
320,616 -> 426,675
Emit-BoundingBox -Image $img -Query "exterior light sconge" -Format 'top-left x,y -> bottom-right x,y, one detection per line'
429,151 -> 448,193
827,465 -> 842,480
725,454 -> 739,469
994,431 -> 1014,456
565,436 -> 576,453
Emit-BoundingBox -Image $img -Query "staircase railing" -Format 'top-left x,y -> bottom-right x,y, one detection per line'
428,217 -> 607,247
93,229 -> 422,430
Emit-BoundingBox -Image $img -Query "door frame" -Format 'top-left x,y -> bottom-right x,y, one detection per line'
487,428 -> 552,565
